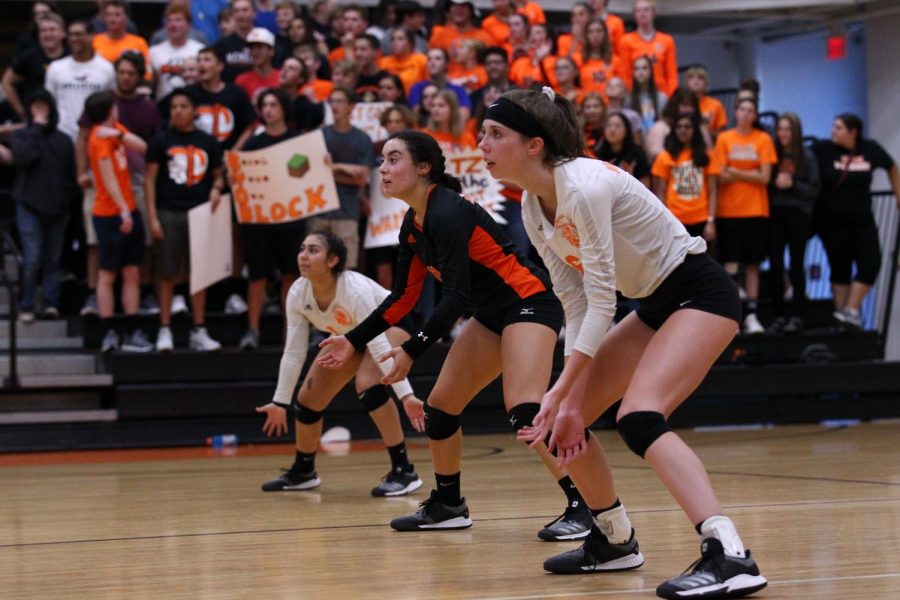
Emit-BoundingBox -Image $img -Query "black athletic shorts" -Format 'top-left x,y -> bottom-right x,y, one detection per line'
635,252 -> 741,330
474,290 -> 564,335
716,217 -> 768,264
93,210 -> 145,272
241,223 -> 305,280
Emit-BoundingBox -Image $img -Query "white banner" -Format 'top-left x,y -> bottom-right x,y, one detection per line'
189,196 -> 233,295
364,170 -> 408,249
323,101 -> 392,142
225,130 -> 339,225
443,146 -> 507,225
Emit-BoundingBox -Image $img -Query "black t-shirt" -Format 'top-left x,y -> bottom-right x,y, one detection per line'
185,82 -> 256,150
242,129 -> 306,231
214,33 -> 253,83
12,46 -> 69,101
812,138 -> 895,213
597,144 -> 651,182
292,96 -> 325,133
146,127 -> 223,211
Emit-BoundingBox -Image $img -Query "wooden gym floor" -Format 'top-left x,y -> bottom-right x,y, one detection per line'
1,421 -> 898,599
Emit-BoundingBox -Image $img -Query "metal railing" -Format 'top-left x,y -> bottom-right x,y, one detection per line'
1,228 -> 21,389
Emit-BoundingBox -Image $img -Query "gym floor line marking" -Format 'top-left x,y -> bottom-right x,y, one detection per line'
481,572 -> 900,600
2,497 -> 896,550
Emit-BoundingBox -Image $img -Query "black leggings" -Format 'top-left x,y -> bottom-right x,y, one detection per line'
768,206 -> 811,317
819,210 -> 881,286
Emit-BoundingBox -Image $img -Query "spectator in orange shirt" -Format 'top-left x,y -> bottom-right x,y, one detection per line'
327,5 -> 369,65
377,27 -> 427,93
235,27 -> 281,104
296,43 -> 335,102
651,112 -> 719,240
84,90 -> 153,353
581,91 -> 606,155
421,89 -> 477,151
556,1 -> 594,61
713,98 -> 777,335
429,0 -> 497,60
683,65 -> 727,135
553,57 -> 584,107
577,18 -> 624,99
587,0 -> 625,54
382,0 -> 429,55
508,22 -> 557,88
93,0 -> 150,75
503,12 -> 530,62
511,0 -> 545,25
448,38 -> 488,93
482,0 -> 515,46
619,0 -> 678,96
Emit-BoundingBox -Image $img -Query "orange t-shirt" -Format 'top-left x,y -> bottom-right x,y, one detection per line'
448,64 -> 488,93
619,30 -> 678,96
378,53 -> 428,93
327,46 -> 347,65
579,56 -> 623,98
516,1 -> 546,25
509,54 -> 558,88
652,148 -> 721,225
605,14 -> 625,55
420,127 -> 477,152
481,14 -> 510,46
89,123 -> 136,217
699,95 -> 727,133
301,79 -> 335,103
713,128 -> 777,218
428,25 -> 497,53
93,33 -> 151,76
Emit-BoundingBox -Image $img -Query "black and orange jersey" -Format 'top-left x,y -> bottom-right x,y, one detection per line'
345,185 -> 552,358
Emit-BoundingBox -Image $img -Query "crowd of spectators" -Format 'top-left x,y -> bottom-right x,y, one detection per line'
1,0 -> 898,349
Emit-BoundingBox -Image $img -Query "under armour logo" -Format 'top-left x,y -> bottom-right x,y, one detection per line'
417,331 -> 429,342
520,307 -> 534,315
571,500 -> 579,508
509,415 -> 518,427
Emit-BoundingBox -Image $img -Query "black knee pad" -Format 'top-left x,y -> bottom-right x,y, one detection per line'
424,403 -> 460,440
295,403 -> 324,425
617,411 -> 670,458
358,385 -> 390,412
507,402 -> 540,432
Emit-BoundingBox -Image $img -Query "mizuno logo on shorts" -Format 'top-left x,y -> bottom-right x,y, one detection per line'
520,308 -> 534,315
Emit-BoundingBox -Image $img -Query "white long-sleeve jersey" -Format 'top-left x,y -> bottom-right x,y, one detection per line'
272,270 -> 415,407
522,157 -> 706,358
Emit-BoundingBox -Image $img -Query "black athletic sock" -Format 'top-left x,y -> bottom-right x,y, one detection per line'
557,476 -> 583,506
590,498 -> 621,517
124,314 -> 139,334
294,450 -> 316,474
435,472 -> 461,506
387,441 -> 410,471
101,317 -> 116,333
746,300 -> 758,314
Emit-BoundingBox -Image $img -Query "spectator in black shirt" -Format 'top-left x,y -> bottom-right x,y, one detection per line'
811,113 -> 900,329
213,0 -> 256,82
277,56 -> 325,132
596,112 -> 651,187
2,13 -> 68,120
238,88 -> 305,350
13,1 -> 60,55
187,46 -> 256,151
144,87 -> 225,352
354,34 -> 388,102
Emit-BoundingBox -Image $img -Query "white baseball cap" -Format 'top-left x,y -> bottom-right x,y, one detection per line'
246,27 -> 275,47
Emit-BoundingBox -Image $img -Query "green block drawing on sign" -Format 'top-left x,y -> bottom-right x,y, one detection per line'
287,153 -> 310,178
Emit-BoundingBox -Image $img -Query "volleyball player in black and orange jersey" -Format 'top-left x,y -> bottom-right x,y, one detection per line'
317,130 -> 593,538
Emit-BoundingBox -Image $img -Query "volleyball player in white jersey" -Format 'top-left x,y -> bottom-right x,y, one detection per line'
478,88 -> 767,600
256,231 -> 426,497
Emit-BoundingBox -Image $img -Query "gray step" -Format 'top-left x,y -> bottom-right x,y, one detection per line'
10,337 -> 82,350
17,374 -> 112,388
0,319 -> 69,339
0,353 -> 98,377
0,409 -> 116,424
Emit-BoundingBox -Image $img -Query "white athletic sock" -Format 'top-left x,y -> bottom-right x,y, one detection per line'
700,515 -> 746,558
594,504 -> 632,545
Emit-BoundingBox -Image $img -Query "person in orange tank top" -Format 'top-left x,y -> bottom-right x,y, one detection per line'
683,65 -> 727,135
428,0 -> 497,61
577,18 -> 623,99
377,27 -> 428,93
448,38 -> 488,93
556,1 -> 594,61
713,98 -> 777,335
482,0 -> 515,46
512,0 -> 545,25
588,0 -> 625,54
552,57 -> 585,108
509,23 -> 557,88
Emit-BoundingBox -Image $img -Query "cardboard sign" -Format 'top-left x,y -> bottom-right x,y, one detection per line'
225,130 -> 339,224
444,146 -> 506,224
364,170 -> 408,249
189,196 -> 232,295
